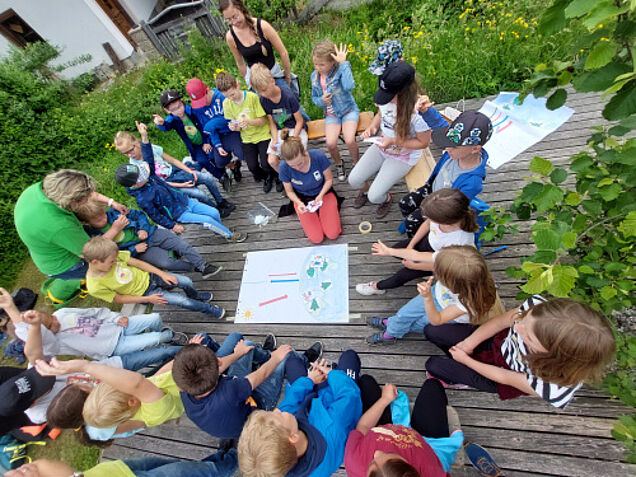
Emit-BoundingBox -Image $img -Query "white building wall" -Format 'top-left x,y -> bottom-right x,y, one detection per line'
119,0 -> 157,25
0,0 -> 135,77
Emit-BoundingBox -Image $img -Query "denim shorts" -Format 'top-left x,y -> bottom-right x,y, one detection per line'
325,108 -> 360,126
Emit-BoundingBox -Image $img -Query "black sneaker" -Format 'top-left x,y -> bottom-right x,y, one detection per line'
171,331 -> 189,346
221,173 -> 232,192
263,333 -> 277,351
303,341 -> 323,364
233,164 -> 242,182
218,200 -> 236,218
275,178 -> 284,193
263,176 -> 273,193
201,263 -> 223,279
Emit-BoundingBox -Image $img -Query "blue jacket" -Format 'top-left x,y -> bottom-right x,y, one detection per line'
427,148 -> 489,200
311,61 -> 358,118
124,142 -> 189,229
84,209 -> 157,256
280,370 -> 362,477
419,106 -> 448,130
156,105 -> 209,158
191,89 -> 233,149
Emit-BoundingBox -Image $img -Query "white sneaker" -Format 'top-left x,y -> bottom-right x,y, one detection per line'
356,282 -> 386,296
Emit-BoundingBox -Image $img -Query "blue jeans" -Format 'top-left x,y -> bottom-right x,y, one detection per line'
324,107 -> 360,126
144,272 -> 223,317
113,313 -> 171,356
167,169 -> 224,206
386,293 -> 445,338
218,333 -> 286,411
213,131 -> 244,169
48,259 -> 88,280
123,448 -> 237,477
119,344 -> 181,371
139,228 -> 206,273
178,198 -> 232,238
192,145 -> 224,180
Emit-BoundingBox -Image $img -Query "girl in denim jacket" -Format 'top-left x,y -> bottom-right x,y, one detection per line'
311,41 -> 360,181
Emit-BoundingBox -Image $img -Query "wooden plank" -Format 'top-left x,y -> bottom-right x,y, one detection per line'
405,147 -> 436,191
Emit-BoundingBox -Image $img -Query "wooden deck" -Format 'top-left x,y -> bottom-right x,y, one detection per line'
103,91 -> 635,476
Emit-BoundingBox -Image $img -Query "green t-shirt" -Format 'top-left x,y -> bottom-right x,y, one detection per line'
14,182 -> 89,276
223,91 -> 271,144
83,461 -> 135,477
100,224 -> 138,245
133,371 -> 184,427
183,115 -> 203,145
86,251 -> 149,303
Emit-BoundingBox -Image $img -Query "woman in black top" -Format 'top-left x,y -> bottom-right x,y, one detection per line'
219,0 -> 299,96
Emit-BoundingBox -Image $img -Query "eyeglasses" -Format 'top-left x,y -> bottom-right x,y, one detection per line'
166,102 -> 183,113
224,12 -> 241,24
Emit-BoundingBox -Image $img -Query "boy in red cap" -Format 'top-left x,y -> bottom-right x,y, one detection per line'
186,78 -> 244,188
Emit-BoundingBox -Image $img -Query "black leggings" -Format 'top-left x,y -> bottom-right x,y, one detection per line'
424,323 -> 499,393
358,374 -> 449,438
376,237 -> 434,290
399,184 -> 432,237
242,140 -> 275,181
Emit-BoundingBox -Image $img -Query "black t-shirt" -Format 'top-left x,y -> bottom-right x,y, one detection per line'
260,84 -> 300,130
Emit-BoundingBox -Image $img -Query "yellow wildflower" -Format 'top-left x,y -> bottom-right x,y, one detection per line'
466,26 -> 471,31
403,26 -> 410,30
600,37 -> 610,41
411,56 -> 417,64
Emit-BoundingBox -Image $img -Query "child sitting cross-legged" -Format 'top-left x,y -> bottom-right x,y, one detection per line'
356,188 -> 478,296
35,353 -> 184,442
367,245 -> 503,345
238,350 -> 363,477
83,236 -> 225,318
114,122 -> 247,243
75,200 -> 222,278
173,333 -> 322,440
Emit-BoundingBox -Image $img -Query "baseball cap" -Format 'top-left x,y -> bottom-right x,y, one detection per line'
186,78 -> 208,108
0,367 -> 56,416
373,61 -> 415,106
432,111 -> 493,148
368,39 -> 404,76
159,89 -> 182,109
115,164 -> 140,187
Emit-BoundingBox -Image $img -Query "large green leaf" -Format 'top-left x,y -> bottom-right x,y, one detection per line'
562,231 -> 577,249
618,211 -> 636,237
534,184 -> 565,212
583,2 -> 629,30
573,62 -> 631,92
521,269 -> 551,294
547,88 -> 568,109
550,167 -> 568,184
534,229 -> 562,251
547,265 -> 579,297
585,41 -> 619,70
539,0 -> 568,35
565,0 -> 602,18
603,80 -> 636,120
599,182 -> 623,201
529,156 -> 553,176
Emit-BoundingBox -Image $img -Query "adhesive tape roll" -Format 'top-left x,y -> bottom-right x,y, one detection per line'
359,221 -> 373,234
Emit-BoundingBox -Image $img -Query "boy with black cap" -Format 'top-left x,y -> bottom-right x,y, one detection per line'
398,110 -> 493,237
115,122 -> 247,243
348,61 -> 431,218
153,89 -> 233,192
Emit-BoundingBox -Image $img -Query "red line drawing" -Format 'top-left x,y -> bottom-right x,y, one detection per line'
268,273 -> 297,277
259,294 -> 289,306
497,120 -> 513,133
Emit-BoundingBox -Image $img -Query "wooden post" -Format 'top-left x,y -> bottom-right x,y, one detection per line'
102,42 -> 125,74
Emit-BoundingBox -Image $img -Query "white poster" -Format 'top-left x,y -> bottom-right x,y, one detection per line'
235,244 -> 349,324
479,92 -> 574,169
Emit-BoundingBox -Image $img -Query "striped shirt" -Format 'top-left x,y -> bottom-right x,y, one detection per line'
500,295 -> 581,409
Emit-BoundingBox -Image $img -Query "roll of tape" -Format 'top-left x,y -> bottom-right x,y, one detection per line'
359,221 -> 373,234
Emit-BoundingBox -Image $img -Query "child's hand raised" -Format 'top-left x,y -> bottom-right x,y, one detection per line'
135,121 -> 148,136
417,277 -> 434,299
21,310 -> 43,326
371,239 -> 391,256
416,95 -> 435,113
0,287 -> 14,309
381,383 -> 399,403
153,114 -> 165,126
331,43 -> 348,63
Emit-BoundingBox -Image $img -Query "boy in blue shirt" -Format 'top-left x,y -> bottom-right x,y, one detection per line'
75,200 -> 222,278
186,78 -> 244,186
153,90 -> 232,192
237,350 -> 363,477
115,122 -> 247,243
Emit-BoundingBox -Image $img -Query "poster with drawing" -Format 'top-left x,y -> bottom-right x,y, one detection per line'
478,92 -> 574,169
235,244 -> 349,324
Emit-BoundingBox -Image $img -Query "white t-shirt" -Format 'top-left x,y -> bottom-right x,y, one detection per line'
500,295 -> 582,409
14,308 -> 123,361
377,103 -> 430,165
428,221 -> 475,255
433,281 -> 469,323
130,144 -> 173,180
24,356 -> 122,424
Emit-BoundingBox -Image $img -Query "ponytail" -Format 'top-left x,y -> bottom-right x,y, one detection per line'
280,129 -> 306,161
421,188 -> 478,232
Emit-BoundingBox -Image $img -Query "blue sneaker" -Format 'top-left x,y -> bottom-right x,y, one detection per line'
464,442 -> 503,477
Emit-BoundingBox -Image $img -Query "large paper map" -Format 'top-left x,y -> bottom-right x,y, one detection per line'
235,244 -> 349,323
